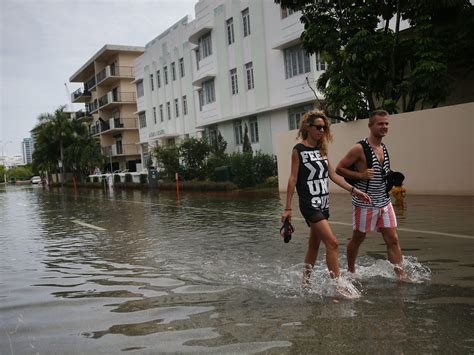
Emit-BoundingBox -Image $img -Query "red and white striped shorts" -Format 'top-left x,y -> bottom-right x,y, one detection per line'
352,203 -> 397,233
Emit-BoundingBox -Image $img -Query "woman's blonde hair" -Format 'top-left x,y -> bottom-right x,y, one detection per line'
297,110 -> 333,156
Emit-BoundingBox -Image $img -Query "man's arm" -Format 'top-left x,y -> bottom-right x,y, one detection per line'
336,144 -> 374,181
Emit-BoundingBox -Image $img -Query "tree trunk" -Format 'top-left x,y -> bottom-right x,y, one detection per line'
60,139 -> 64,187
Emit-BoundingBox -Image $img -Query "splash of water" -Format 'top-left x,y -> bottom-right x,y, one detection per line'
222,255 -> 430,298
353,255 -> 431,283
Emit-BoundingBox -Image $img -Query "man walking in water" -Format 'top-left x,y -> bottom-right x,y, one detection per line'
336,110 -> 406,279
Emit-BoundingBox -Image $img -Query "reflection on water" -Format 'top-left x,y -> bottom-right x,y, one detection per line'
0,186 -> 473,353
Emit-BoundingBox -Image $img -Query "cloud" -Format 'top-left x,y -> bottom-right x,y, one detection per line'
0,0 -> 196,156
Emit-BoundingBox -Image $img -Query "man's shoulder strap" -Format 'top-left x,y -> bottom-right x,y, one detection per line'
382,142 -> 391,169
357,139 -> 373,169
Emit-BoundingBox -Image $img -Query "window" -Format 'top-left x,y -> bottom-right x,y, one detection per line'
153,107 -> 157,124
249,118 -> 259,143
288,104 -> 313,130
202,79 -> 215,105
245,62 -> 254,90
315,52 -> 326,71
138,112 -> 146,128
198,90 -> 203,111
116,139 -> 123,155
157,70 -> 161,88
167,101 -> 171,120
150,74 -> 154,91
226,18 -> 235,45
195,49 -> 200,70
159,104 -> 164,122
242,8 -> 250,37
198,33 -> 212,59
207,126 -> 218,147
234,120 -> 243,145
182,95 -> 188,115
164,66 -> 168,84
281,7 -> 294,19
179,58 -> 185,77
174,98 -> 179,117
284,44 -> 311,79
171,62 -> 176,81
230,68 -> 238,95
136,80 -> 144,97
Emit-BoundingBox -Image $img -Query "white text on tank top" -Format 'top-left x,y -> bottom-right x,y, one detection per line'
300,149 -> 329,210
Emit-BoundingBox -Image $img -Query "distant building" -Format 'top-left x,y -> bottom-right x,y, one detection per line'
22,138 -> 35,164
4,155 -> 25,168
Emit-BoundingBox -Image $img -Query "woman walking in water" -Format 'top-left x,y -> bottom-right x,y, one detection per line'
281,110 -> 371,287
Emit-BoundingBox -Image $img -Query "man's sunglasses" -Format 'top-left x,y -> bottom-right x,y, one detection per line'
310,124 -> 326,131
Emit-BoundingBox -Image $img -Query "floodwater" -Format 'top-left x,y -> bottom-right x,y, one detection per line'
1,185 -> 473,354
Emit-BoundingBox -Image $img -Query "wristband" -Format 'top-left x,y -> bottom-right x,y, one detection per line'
284,208 -> 292,211
350,187 -> 354,194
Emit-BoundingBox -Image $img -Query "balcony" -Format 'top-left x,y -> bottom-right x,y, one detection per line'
189,25 -> 213,45
95,65 -> 134,86
88,100 -> 99,114
85,76 -> 97,91
97,91 -> 136,110
74,110 -> 92,122
89,119 -> 109,136
71,88 -> 91,103
100,117 -> 138,135
102,143 -> 139,157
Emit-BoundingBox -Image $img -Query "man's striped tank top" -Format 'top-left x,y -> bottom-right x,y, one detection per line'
352,138 -> 391,208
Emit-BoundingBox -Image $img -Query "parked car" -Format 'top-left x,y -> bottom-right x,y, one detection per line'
31,176 -> 42,184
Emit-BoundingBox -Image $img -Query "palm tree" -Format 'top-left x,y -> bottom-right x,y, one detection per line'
33,106 -> 74,185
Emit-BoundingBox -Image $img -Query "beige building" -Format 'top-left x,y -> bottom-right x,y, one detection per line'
70,45 -> 145,172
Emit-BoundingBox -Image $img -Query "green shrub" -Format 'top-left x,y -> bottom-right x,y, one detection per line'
153,144 -> 180,180
86,176 -> 91,183
139,174 -> 147,184
113,174 -> 121,184
93,176 -> 99,183
179,137 -> 211,181
226,152 -> 255,188
125,173 -> 132,183
253,152 -> 277,184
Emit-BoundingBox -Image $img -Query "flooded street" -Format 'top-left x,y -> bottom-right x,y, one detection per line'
1,185 -> 473,354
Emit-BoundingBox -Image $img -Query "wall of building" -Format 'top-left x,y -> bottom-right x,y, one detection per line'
135,0 -> 326,157
277,103 -> 474,196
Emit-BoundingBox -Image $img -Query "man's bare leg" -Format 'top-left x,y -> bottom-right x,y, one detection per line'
346,230 -> 366,273
381,227 -> 407,279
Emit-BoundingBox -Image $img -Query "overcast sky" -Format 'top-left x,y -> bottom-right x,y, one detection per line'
0,0 -> 196,156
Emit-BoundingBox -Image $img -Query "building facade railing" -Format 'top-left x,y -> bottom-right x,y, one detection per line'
71,88 -> 91,102
98,91 -> 136,109
96,65 -> 135,85
102,143 -> 139,156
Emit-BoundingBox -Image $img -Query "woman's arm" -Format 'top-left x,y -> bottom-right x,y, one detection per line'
281,148 -> 300,222
328,161 -> 372,204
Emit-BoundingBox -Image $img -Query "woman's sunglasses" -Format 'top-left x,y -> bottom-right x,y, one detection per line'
310,124 -> 326,131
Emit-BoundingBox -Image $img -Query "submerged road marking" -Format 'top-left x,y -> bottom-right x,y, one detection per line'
60,192 -> 473,240
71,219 -> 106,231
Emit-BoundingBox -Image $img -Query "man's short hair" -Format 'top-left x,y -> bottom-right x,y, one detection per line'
369,109 -> 389,124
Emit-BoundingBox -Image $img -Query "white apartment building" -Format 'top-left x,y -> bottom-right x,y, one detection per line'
135,0 -> 326,161
22,138 -> 35,164
134,16 -> 198,166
